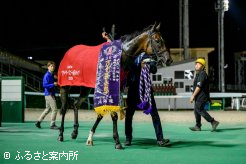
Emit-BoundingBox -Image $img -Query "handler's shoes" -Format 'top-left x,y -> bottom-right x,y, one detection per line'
50,124 -> 59,130
189,126 -> 201,131
157,139 -> 170,147
124,140 -> 132,146
35,121 -> 41,128
211,120 -> 219,132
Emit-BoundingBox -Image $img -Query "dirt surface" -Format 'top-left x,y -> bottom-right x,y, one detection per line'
25,108 -> 246,123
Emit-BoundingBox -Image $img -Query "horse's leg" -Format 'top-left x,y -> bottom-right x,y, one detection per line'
71,87 -> 91,139
86,114 -> 103,146
111,112 -> 123,150
58,86 -> 69,141
71,102 -> 79,139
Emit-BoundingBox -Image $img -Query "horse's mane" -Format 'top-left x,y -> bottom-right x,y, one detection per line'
120,25 -> 153,42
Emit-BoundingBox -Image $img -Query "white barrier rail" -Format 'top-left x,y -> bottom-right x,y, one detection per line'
123,92 -> 246,111
24,92 -> 94,109
25,92 -> 246,111
24,91 -> 94,97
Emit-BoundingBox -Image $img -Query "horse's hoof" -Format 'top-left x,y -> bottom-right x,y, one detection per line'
58,136 -> 64,142
86,140 -> 93,146
115,144 -> 124,150
71,132 -> 78,139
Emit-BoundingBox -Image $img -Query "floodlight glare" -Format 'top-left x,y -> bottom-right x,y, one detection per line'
223,0 -> 229,11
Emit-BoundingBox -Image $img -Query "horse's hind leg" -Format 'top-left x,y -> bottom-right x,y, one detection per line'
59,112 -> 66,141
86,115 -> 103,146
111,112 -> 123,150
58,86 -> 69,142
71,87 -> 91,139
71,104 -> 79,139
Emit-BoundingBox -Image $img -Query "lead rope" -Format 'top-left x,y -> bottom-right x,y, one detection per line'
137,64 -> 152,114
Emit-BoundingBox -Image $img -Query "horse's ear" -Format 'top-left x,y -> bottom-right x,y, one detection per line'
151,22 -> 158,31
156,22 -> 161,31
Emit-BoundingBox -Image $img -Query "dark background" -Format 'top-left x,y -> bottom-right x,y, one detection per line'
0,0 -> 245,84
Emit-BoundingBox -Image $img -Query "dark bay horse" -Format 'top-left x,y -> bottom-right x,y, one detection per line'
57,22 -> 172,149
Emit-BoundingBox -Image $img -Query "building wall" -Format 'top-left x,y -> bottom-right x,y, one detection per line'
152,47 -> 215,109
153,60 -> 195,93
153,61 -> 195,109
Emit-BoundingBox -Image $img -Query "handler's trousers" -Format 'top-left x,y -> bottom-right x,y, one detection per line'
194,100 -> 214,128
38,95 -> 58,126
125,93 -> 164,141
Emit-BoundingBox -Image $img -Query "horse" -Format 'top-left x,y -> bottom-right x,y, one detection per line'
57,22 -> 173,150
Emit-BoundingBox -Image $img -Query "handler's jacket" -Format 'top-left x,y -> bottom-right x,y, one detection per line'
43,71 -> 56,96
193,70 -> 210,103
126,53 -> 157,106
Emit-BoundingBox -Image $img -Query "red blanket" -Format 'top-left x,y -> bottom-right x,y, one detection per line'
58,42 -> 108,88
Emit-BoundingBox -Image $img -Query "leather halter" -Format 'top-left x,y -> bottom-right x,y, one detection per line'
147,31 -> 166,61
121,30 -> 166,59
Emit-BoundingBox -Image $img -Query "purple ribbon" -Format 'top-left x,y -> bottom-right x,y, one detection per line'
138,64 -> 152,114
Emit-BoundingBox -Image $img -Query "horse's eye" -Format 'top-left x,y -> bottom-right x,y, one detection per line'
155,39 -> 160,43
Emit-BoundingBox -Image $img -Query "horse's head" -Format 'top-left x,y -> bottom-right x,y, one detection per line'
145,22 -> 173,67
121,22 -> 173,70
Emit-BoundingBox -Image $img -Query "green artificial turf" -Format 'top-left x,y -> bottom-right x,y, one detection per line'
1,121 -> 246,164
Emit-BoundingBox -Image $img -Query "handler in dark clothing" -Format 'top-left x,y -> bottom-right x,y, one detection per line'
124,52 -> 170,147
189,58 -> 219,132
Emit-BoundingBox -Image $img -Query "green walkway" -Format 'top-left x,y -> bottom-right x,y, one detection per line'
1,121 -> 246,164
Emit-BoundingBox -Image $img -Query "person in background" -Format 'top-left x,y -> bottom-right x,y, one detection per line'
124,52 -> 170,147
189,58 -> 219,132
35,61 -> 59,129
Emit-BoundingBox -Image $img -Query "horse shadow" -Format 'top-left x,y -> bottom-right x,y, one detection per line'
0,129 -> 34,133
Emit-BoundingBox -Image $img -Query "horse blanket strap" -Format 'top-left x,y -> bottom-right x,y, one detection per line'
57,43 -> 107,87
137,64 -> 153,115
94,40 -> 123,116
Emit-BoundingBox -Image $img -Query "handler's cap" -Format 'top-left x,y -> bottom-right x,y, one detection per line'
195,58 -> 206,67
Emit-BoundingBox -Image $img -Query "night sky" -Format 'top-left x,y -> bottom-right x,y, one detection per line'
1,0 -> 246,83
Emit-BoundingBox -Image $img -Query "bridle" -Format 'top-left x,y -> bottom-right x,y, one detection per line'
121,30 -> 166,58
147,31 -> 167,61
120,29 -> 170,72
